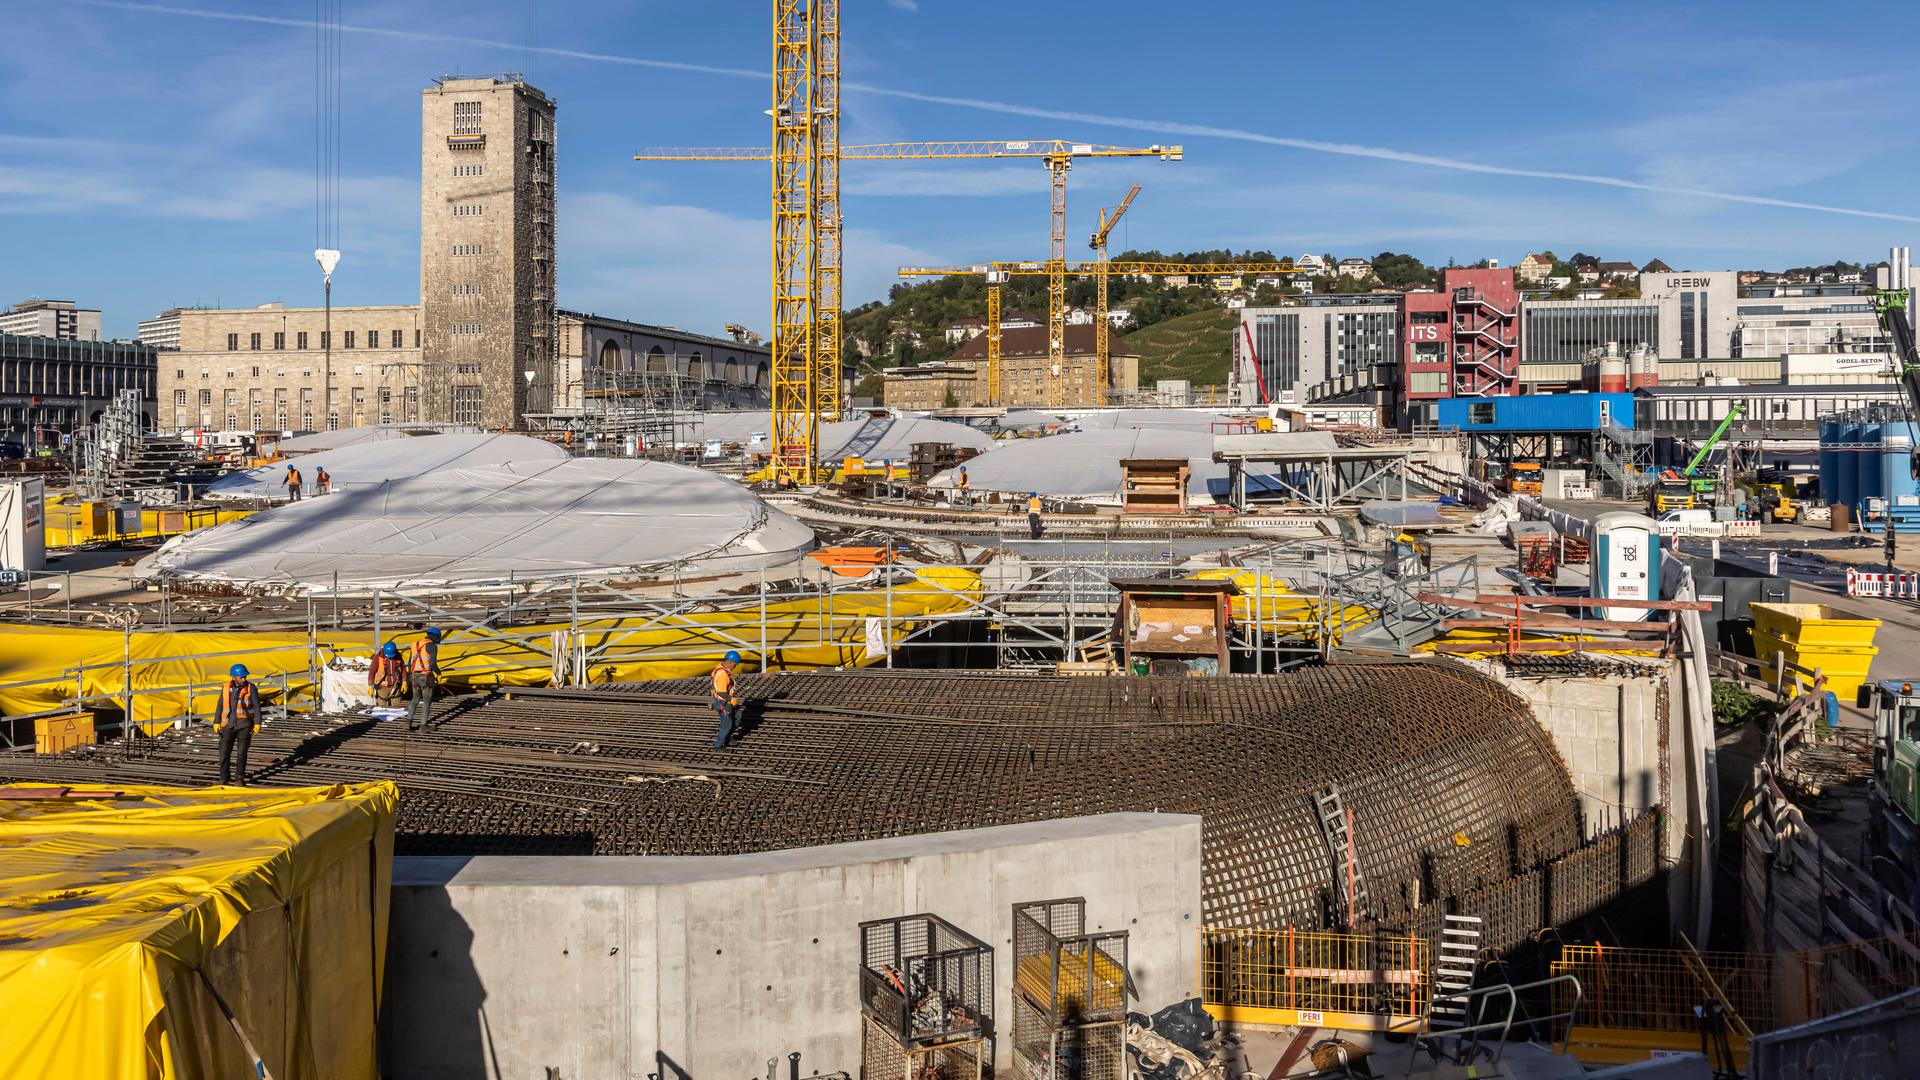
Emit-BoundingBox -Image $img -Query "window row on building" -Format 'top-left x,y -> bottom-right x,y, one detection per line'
226,329 -> 417,351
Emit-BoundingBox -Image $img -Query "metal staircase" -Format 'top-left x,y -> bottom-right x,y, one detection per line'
1314,784 -> 1370,927
1595,423 -> 1655,498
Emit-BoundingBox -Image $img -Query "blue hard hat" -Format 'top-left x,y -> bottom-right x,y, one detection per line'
1030,491 -> 1039,497
381,642 -> 399,658
724,650 -> 743,663
230,663 -> 249,678
425,628 -> 443,641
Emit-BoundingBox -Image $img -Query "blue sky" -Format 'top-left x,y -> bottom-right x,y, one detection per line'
4,0 -> 1918,339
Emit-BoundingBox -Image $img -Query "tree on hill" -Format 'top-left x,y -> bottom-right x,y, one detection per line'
1568,253 -> 1600,269
1370,251 -> 1435,289
1641,258 -> 1672,273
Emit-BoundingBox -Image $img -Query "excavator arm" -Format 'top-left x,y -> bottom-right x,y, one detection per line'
1874,291 -> 1920,478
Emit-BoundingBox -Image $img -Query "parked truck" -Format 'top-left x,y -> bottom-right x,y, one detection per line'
1859,679 -> 1920,894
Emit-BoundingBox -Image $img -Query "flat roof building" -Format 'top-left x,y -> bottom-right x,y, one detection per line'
0,332 -> 156,444
0,299 -> 101,342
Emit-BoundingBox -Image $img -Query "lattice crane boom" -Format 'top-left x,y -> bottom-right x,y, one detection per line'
1089,183 -> 1141,397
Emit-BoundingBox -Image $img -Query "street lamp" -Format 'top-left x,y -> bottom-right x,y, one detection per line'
314,248 -> 341,431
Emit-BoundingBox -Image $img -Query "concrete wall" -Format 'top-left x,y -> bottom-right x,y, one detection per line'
383,813 -> 1204,1080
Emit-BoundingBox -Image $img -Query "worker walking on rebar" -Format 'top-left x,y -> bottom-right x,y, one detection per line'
710,650 -> 744,750
315,465 -> 332,495
1027,491 -> 1045,539
285,463 -> 303,501
368,641 -> 406,708
407,628 -> 443,731
214,663 -> 260,785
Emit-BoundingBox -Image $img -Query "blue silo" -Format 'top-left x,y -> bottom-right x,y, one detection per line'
1819,420 -> 1840,506
1857,416 -> 1885,512
1836,420 -> 1861,511
1883,420 -> 1920,530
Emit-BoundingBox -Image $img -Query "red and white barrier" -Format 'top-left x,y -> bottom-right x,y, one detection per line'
1846,566 -> 1920,599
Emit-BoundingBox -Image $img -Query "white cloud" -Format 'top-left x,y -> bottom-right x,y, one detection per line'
886,0 -> 920,10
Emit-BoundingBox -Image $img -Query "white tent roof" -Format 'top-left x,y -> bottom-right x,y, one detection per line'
205,433 -> 569,500
278,425 -> 482,453
144,458 -> 814,592
690,412 -> 990,462
933,429 -> 1226,501
1071,409 -> 1226,432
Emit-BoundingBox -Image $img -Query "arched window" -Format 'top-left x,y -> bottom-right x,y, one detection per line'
646,345 -> 668,374
724,357 -> 741,383
686,351 -> 704,382
753,362 -> 768,387
599,339 -> 622,372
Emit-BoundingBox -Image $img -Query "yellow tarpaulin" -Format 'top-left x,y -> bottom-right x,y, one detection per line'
0,567 -> 983,724
0,782 -> 398,1080
1187,567 -> 1378,646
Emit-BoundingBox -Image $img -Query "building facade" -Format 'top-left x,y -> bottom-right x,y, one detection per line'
554,310 -> 770,413
1234,298 -> 1399,404
0,333 -> 156,444
137,308 -> 189,351
155,303 -> 424,432
880,364 -> 977,411
885,324 -> 1138,409
0,299 -> 101,342
419,76 -> 557,428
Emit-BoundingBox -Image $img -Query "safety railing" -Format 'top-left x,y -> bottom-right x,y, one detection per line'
1199,926 -> 1430,1031
1551,943 -> 1777,1037
1406,973 -> 1583,1073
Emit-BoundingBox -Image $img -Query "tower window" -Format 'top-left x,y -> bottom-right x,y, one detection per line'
453,101 -> 482,134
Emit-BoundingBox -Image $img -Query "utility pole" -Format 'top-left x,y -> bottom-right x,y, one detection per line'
315,248 -> 340,431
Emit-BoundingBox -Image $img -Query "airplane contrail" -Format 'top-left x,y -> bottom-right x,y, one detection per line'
66,0 -> 1920,225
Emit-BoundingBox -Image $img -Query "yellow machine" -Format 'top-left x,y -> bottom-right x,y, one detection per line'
1649,477 -> 1695,514
1506,462 -> 1543,495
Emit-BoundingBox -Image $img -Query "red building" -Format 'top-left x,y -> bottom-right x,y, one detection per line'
1396,267 -> 1522,426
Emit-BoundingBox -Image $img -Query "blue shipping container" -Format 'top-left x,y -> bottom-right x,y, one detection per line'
1434,393 -> 1636,432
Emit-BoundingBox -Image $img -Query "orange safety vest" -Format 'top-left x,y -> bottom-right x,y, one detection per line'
287,467 -> 301,485
1028,496 -> 1042,513
369,653 -> 401,687
957,473 -> 970,490
410,639 -> 438,675
217,679 -> 256,725
711,664 -> 735,703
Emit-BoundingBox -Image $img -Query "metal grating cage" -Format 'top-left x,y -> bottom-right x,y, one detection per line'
1010,993 -> 1126,1080
860,914 -> 994,1047
1013,898 -> 1131,1024
861,1014 -> 985,1080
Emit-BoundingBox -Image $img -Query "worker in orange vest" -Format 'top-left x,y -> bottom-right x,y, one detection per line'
214,663 -> 261,784
368,641 -> 406,708
710,650 -> 744,750
955,466 -> 971,507
315,465 -> 332,494
1027,491 -> 1045,539
407,628 -> 443,731
285,463 -> 303,501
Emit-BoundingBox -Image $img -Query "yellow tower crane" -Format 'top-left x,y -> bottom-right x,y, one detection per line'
1089,183 -> 1142,399
898,260 -> 1301,407
634,140 -> 1182,444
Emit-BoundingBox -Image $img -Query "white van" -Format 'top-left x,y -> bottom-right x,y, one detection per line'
1656,508 -> 1719,538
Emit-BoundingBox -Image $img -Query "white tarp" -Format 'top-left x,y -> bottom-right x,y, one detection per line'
928,429 -> 1228,502
205,433 -> 569,501
141,457 -> 815,592
279,425 -> 482,453
693,413 -> 991,462
1070,409 -> 1225,432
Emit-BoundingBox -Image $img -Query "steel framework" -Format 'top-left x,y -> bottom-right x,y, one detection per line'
1089,184 -> 1141,393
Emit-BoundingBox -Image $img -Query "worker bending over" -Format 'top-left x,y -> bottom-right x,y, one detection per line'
214,663 -> 261,785
408,628 -> 443,730
710,650 -> 744,749
368,641 -> 406,707
1027,491 -> 1045,539
285,463 -> 303,501
316,465 -> 332,494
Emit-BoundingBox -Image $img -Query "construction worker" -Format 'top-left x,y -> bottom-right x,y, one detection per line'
1027,491 -> 1045,539
214,663 -> 260,785
956,466 -> 971,507
315,465 -> 332,494
408,628 -> 443,730
368,641 -> 406,708
710,650 -> 744,750
285,463 -> 303,501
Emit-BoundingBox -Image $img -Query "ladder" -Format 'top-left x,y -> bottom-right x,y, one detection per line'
1428,914 -> 1483,1031
1313,785 -> 1369,926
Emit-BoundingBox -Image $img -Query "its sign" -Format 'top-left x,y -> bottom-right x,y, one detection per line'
1409,324 -> 1443,342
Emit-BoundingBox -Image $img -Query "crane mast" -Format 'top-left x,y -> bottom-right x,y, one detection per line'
1089,183 -> 1141,401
